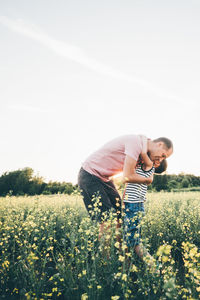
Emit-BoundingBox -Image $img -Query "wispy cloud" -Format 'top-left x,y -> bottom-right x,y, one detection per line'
0,16 -> 182,103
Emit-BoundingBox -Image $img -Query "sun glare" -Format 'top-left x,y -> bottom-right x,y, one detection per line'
112,172 -> 123,179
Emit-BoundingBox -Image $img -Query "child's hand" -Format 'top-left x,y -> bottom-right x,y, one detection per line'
140,135 -> 153,169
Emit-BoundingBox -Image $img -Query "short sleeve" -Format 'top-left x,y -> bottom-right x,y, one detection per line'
124,135 -> 142,161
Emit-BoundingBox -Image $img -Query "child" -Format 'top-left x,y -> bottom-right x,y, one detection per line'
123,136 -> 167,260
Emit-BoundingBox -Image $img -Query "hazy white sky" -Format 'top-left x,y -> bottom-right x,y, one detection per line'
0,0 -> 200,183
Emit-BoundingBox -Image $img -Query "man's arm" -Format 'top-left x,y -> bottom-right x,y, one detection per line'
122,155 -> 153,184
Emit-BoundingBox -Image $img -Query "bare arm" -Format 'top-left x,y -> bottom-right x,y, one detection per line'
141,153 -> 153,169
140,135 -> 153,169
122,155 -> 153,184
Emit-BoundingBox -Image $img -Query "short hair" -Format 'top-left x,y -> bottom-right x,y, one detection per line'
154,159 -> 167,174
153,137 -> 173,150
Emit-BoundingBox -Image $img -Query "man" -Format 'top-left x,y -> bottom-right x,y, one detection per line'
78,134 -> 173,221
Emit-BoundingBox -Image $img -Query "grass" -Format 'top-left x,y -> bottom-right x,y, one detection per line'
0,192 -> 200,299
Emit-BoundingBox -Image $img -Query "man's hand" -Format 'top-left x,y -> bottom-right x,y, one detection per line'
123,155 -> 153,184
145,175 -> 153,185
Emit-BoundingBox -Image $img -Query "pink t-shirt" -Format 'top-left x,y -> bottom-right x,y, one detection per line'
82,135 -> 143,182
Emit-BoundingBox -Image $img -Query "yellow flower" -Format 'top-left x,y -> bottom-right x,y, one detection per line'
81,293 -> 88,300
162,255 -> 169,263
114,241 -> 120,249
12,288 -> 18,294
105,234 -> 110,240
189,247 -> 198,258
163,245 -> 172,255
172,240 -> 177,245
2,260 -> 10,269
131,264 -> 138,272
126,252 -> 132,257
25,292 -> 31,299
122,274 -> 127,281
121,244 -> 127,251
118,255 -> 125,262
115,272 -> 122,278
82,270 -> 87,275
47,246 -> 54,251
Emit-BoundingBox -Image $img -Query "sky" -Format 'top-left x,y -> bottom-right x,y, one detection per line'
0,0 -> 200,184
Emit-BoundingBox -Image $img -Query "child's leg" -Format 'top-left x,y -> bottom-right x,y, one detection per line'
124,203 -> 159,274
123,202 -> 144,250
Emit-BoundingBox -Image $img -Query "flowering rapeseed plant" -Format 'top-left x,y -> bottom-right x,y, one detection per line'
0,192 -> 199,299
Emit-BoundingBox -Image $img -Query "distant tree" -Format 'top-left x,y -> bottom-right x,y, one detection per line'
152,174 -> 168,191
181,178 -> 190,188
0,167 -> 34,196
167,180 -> 178,191
187,174 -> 200,186
29,176 -> 46,195
63,182 -> 74,194
42,181 -> 60,195
42,181 -> 75,195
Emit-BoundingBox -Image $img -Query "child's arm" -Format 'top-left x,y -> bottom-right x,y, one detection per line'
140,135 -> 153,169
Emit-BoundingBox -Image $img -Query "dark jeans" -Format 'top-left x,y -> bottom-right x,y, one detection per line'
124,202 -> 145,246
78,168 -> 121,221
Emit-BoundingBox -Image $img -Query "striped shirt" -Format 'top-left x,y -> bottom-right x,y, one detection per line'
123,165 -> 155,203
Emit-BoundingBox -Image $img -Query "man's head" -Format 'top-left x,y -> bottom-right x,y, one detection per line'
148,137 -> 173,165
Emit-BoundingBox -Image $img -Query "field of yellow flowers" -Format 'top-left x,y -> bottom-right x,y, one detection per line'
0,192 -> 200,300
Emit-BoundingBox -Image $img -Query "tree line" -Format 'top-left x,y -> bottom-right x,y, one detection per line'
149,173 -> 200,192
0,168 -> 77,196
0,167 -> 199,197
